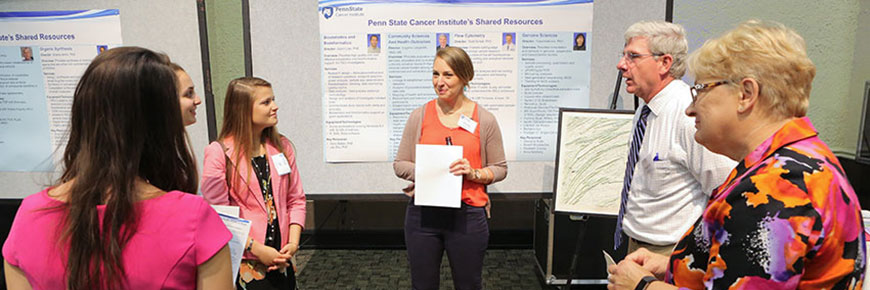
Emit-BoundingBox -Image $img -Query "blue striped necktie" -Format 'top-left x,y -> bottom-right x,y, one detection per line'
614,105 -> 651,250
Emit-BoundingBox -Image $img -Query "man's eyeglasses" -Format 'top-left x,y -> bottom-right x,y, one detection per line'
619,52 -> 664,63
690,80 -> 730,102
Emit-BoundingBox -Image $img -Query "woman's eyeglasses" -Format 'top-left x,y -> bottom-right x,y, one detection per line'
690,80 -> 730,102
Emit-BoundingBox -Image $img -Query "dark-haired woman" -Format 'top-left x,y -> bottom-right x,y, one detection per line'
573,33 -> 586,51
202,77 -> 306,289
2,47 -> 233,290
170,63 -> 203,127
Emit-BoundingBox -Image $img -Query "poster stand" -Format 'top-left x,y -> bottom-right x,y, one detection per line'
562,214 -> 589,290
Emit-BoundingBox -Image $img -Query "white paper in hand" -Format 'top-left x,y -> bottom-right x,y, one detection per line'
414,144 -> 463,208
211,205 -> 239,217
218,213 -> 251,284
603,250 -> 616,268
603,250 -> 616,279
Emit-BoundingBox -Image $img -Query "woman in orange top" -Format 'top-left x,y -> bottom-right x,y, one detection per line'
394,46 -> 507,290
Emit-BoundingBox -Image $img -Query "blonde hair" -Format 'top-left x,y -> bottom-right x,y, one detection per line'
624,21 -> 688,78
688,20 -> 814,118
435,46 -> 474,88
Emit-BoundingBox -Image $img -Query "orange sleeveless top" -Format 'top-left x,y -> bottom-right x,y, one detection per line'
419,99 -> 487,206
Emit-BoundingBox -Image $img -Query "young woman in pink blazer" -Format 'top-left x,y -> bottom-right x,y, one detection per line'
201,77 -> 306,289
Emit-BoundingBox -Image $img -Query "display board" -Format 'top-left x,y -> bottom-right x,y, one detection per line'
0,10 -> 123,172
551,109 -> 633,215
0,0 -> 209,199
249,0 -> 666,195
317,1 -> 594,162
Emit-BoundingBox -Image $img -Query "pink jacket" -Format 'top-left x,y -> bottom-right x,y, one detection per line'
201,136 -> 306,258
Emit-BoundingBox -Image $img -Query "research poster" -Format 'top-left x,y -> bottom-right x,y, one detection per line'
319,0 -> 593,162
0,10 -> 122,171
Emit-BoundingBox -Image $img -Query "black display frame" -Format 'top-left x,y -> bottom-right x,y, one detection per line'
857,81 -> 870,164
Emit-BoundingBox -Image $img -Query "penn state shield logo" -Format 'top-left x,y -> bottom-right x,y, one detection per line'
322,7 -> 334,19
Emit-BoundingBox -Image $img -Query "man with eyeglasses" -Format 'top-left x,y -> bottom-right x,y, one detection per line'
612,21 -> 735,258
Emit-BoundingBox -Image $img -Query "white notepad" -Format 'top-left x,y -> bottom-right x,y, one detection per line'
414,144 -> 463,208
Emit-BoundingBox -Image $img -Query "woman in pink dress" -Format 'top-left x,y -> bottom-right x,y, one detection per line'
2,46 -> 233,289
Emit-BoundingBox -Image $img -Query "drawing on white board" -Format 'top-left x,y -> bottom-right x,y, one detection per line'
553,110 -> 634,215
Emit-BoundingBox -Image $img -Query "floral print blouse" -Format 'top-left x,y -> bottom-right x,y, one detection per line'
666,117 -> 865,290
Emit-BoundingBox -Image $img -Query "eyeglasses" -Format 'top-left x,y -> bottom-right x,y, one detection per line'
690,80 -> 729,102
619,52 -> 664,63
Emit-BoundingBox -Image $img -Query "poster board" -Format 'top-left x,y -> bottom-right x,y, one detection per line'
317,1 -> 594,163
552,108 -> 633,215
0,10 -> 123,173
249,0 -> 667,196
0,0 -> 208,199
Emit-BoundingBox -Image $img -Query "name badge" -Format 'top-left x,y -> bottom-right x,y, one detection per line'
458,114 -> 478,133
271,153 -> 292,176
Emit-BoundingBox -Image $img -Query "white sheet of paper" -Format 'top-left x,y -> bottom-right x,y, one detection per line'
212,205 -> 240,217
414,144 -> 463,208
603,250 -> 616,278
603,250 -> 616,268
218,213 -> 252,284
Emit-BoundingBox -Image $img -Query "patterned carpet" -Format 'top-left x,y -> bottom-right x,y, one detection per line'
293,249 -> 553,290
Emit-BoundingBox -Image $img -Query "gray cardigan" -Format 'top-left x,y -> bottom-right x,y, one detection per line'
393,102 -> 508,184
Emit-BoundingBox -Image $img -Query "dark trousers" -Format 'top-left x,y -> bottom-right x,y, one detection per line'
404,202 -> 489,290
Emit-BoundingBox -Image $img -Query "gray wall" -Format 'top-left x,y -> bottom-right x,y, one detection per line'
674,0 -> 868,157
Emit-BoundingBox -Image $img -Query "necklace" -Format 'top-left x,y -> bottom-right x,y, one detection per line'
251,155 -> 280,245
250,155 -> 271,193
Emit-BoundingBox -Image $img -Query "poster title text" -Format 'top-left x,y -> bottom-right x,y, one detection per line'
368,18 -> 544,27
0,33 -> 76,41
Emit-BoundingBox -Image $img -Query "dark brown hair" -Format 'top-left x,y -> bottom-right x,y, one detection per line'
60,46 -> 197,289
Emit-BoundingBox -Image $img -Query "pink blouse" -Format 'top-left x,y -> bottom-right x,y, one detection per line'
2,189 -> 232,289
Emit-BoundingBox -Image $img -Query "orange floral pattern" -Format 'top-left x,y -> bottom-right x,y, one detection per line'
666,117 -> 865,290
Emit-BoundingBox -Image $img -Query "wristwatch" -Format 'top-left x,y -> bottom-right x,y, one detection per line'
245,238 -> 254,253
635,276 -> 657,290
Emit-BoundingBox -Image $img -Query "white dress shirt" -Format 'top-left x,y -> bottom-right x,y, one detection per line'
502,43 -> 515,51
622,80 -> 736,245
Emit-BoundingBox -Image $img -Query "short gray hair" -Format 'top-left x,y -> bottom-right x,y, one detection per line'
624,21 -> 688,78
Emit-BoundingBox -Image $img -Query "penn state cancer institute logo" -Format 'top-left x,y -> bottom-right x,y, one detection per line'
322,6 -> 334,19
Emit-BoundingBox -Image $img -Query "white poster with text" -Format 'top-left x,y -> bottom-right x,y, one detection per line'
0,10 -> 122,171
319,0 -> 593,162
